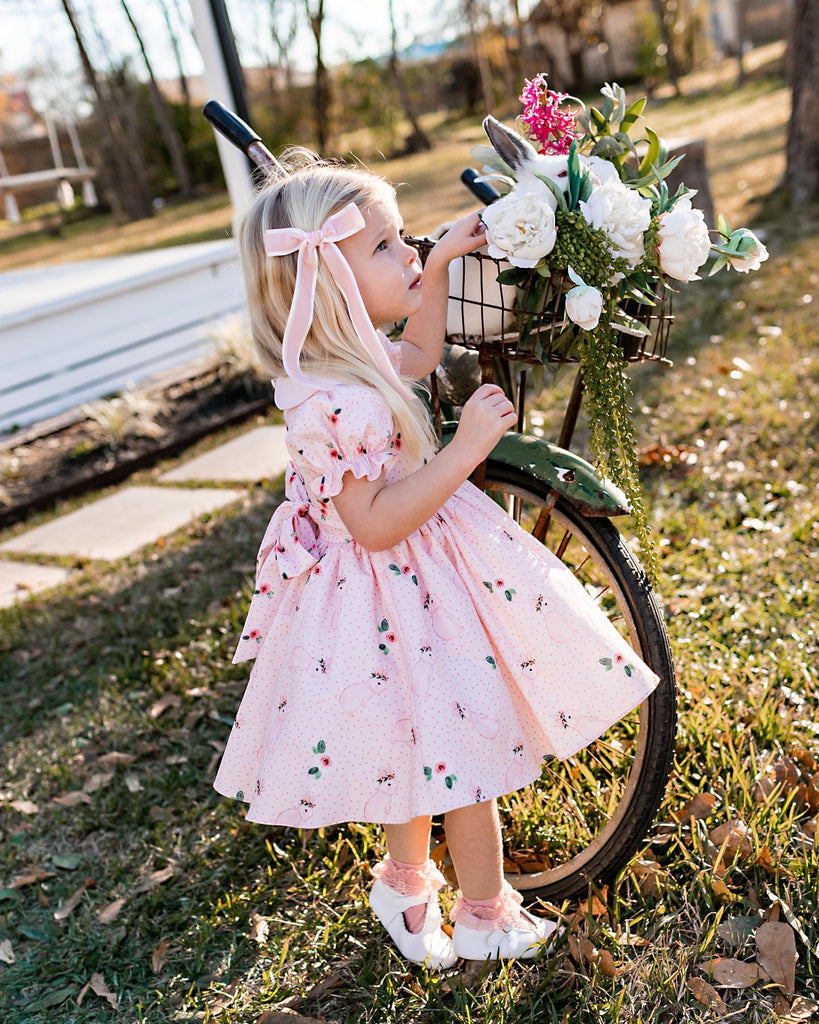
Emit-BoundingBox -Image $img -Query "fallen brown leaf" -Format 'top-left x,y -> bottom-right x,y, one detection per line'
10,866 -> 56,888
0,939 -> 15,964
95,752 -> 136,767
698,956 -> 759,988
152,939 -> 171,974
674,793 -> 716,823
52,791 -> 92,808
257,1012 -> 330,1024
579,938 -> 598,965
632,854 -> 663,897
83,772 -> 114,794
149,694 -> 182,719
687,976 -> 727,1014
97,898 -> 126,924
709,820 -> 752,863
780,996 -> 819,1022
756,920 -> 798,995
77,972 -> 119,1011
9,799 -> 39,815
54,884 -> 87,921
134,865 -> 175,893
598,950 -> 618,977
248,912 -> 269,946
577,888 -> 609,918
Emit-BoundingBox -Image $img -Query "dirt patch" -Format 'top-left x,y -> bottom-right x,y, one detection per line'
0,366 -> 273,531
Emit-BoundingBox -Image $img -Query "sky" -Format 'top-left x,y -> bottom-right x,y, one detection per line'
0,0 -> 449,106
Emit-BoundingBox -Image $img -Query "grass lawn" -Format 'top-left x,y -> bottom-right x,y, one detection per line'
2,45 -> 819,1024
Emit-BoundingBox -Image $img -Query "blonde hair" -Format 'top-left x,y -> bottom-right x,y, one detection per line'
238,150 -> 437,460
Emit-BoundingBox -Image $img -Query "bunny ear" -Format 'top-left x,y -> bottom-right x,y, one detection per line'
482,115 -> 539,172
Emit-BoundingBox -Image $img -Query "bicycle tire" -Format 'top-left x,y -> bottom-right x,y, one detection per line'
483,461 -> 677,903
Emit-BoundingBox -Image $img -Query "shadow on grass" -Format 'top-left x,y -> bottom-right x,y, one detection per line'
1,490 -> 570,1023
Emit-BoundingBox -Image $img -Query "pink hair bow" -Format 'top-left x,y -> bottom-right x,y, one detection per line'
264,201 -> 408,395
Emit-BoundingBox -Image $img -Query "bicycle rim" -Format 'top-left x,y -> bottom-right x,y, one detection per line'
484,462 -> 677,902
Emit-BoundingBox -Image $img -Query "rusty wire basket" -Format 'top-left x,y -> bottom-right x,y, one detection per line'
409,237 -> 674,367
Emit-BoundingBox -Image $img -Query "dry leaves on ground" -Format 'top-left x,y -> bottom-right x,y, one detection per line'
687,976 -> 728,1015
756,920 -> 798,996
97,898 -> 126,924
149,694 -> 182,719
133,865 -> 175,894
8,799 -> 39,815
52,791 -> 92,807
248,912 -> 269,945
77,972 -> 119,1011
54,882 -> 93,921
9,866 -> 55,888
151,939 -> 172,973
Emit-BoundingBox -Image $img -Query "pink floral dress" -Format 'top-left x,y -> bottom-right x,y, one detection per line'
214,357 -> 660,828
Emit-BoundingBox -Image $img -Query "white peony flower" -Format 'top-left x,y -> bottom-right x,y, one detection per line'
564,267 -> 603,330
566,285 -> 603,330
481,189 -> 557,268
724,228 -> 769,273
657,196 -> 712,282
579,176 -> 652,268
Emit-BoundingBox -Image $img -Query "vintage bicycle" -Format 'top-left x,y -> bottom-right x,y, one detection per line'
204,100 -> 678,903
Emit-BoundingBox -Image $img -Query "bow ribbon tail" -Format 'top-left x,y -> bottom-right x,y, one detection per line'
281,244 -> 320,386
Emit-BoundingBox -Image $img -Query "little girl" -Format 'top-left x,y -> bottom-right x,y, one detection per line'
214,151 -> 660,967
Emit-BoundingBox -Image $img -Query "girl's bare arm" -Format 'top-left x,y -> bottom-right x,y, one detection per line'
331,384 -> 515,551
398,212 -> 486,379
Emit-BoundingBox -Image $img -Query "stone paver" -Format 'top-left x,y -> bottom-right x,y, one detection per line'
0,485 -> 242,561
160,426 -> 289,484
0,560 -> 72,608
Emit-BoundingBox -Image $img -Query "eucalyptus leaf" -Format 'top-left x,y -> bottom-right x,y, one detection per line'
496,267 -> 528,285
621,96 -> 647,129
532,171 -> 569,211
638,127 -> 661,175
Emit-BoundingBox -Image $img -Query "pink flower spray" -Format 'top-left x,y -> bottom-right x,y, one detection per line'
519,74 -> 580,156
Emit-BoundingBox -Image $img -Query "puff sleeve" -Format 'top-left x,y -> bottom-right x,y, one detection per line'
285,385 -> 400,500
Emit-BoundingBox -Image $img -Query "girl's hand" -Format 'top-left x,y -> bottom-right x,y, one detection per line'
426,211 -> 486,268
451,384 -> 517,466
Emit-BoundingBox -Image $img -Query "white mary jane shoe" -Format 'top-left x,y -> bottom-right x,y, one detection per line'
452,906 -> 559,961
369,878 -> 458,970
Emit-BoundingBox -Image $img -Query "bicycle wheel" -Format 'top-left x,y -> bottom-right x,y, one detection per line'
483,461 -> 677,903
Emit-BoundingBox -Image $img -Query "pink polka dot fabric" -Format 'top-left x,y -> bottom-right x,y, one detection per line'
214,382 -> 660,828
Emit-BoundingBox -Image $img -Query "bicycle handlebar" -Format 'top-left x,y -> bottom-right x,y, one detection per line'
203,100 -> 287,178
203,100 -> 499,201
460,168 -> 501,206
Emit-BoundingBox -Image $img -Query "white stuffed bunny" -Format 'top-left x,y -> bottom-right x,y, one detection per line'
429,222 -> 517,339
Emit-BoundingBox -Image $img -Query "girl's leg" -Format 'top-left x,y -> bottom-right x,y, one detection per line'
443,799 -> 503,899
445,799 -> 554,959
383,814 -> 432,865
370,815 -> 456,969
381,815 -> 433,934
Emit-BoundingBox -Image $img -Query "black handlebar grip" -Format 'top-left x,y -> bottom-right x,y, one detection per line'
203,100 -> 261,153
460,168 -> 501,205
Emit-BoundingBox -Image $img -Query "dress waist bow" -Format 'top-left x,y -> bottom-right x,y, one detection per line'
255,462 -> 325,581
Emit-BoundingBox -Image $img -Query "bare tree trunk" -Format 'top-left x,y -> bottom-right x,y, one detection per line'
650,0 -> 681,94
270,0 -> 299,90
119,0 -> 193,197
786,0 -> 819,206
387,0 -> 430,152
157,0 -> 191,109
59,0 -> 152,220
305,0 -> 332,152
509,0 -> 528,83
465,0 -> 495,113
